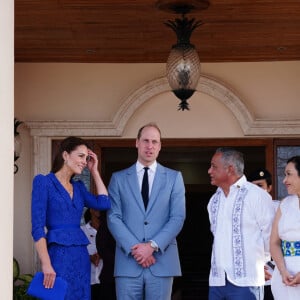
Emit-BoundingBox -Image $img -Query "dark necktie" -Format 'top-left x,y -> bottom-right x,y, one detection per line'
141,167 -> 149,209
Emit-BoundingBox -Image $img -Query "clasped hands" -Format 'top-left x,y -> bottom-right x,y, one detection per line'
281,269 -> 300,287
131,243 -> 156,268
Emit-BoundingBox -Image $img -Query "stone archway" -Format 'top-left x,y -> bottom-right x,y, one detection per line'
113,75 -> 253,135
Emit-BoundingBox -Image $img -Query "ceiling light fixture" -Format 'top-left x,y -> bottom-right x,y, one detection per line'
156,0 -> 209,110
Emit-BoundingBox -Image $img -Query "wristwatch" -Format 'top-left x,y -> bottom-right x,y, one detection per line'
149,240 -> 159,252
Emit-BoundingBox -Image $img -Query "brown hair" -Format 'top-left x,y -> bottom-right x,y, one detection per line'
137,122 -> 161,140
51,136 -> 90,173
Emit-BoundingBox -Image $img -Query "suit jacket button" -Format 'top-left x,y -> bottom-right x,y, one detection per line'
144,221 -> 148,225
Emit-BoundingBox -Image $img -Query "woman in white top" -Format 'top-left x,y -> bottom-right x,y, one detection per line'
270,156 -> 300,299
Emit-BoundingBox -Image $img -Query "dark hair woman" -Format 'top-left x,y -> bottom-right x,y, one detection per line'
31,136 -> 111,300
270,156 -> 300,299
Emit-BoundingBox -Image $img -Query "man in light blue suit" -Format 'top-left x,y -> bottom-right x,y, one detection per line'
107,122 -> 186,300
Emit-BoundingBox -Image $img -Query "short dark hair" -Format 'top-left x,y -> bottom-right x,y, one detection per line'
248,168 -> 272,186
51,136 -> 90,173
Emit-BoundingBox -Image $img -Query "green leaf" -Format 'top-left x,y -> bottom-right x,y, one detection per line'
13,258 -> 20,282
19,274 -> 33,283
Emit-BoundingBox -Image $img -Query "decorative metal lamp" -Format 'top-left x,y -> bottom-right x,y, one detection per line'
156,0 -> 209,110
14,118 -> 23,174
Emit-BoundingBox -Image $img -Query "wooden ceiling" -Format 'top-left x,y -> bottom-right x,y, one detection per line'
15,0 -> 300,63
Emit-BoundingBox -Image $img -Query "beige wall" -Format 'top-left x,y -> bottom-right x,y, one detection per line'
15,61 -> 300,123
14,61 -> 300,274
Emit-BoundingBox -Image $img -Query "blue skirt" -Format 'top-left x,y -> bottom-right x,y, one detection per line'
48,244 -> 91,300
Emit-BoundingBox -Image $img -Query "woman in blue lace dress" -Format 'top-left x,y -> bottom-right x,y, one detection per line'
31,136 -> 111,300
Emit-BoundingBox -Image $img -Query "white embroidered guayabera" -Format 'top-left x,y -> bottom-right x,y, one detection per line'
210,186 -> 248,279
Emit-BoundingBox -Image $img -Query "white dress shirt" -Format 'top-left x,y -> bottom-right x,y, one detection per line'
136,160 -> 157,196
136,161 -> 159,249
207,175 -> 275,287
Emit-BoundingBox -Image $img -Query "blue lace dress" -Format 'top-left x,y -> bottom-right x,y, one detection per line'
31,172 -> 111,300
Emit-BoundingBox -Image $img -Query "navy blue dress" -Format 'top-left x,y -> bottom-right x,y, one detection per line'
31,172 -> 111,300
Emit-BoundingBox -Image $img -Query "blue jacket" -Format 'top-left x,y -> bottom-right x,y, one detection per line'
107,163 -> 186,277
31,172 -> 111,246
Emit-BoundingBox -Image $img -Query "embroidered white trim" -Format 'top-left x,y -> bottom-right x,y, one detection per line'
210,190 -> 221,278
232,186 -> 248,279
210,186 -> 249,279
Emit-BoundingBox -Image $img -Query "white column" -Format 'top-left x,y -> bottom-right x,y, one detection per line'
0,0 -> 14,299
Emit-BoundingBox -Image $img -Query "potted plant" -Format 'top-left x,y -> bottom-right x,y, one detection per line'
13,257 -> 37,300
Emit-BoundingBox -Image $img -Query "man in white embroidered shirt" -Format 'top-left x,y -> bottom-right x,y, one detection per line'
207,147 -> 275,300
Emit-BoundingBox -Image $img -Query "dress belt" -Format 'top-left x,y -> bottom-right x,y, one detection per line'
48,224 -> 79,230
281,240 -> 300,256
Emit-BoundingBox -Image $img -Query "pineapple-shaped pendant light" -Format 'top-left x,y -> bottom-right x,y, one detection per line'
156,0 -> 210,110
165,15 -> 202,110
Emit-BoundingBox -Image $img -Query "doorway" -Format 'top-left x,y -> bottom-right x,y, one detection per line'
52,138 -> 272,299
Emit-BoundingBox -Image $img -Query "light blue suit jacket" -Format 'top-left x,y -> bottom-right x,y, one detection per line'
107,163 -> 186,277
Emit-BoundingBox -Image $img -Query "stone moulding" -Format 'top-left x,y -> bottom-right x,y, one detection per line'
26,74 -> 300,138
